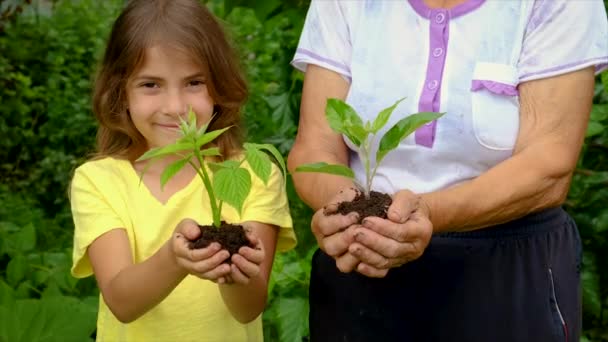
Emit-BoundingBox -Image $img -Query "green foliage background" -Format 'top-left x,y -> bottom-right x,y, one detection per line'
0,0 -> 607,341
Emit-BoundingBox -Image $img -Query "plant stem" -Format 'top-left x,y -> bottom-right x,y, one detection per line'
192,150 -> 221,227
361,138 -> 372,199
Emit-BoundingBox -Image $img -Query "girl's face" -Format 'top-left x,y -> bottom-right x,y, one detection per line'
126,45 -> 214,150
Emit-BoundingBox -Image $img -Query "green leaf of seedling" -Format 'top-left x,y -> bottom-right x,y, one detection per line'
195,126 -> 232,149
213,167 -> 251,215
208,160 -> 241,173
137,142 -> 193,162
371,97 -> 406,133
244,143 -> 288,184
377,112 -> 444,163
326,98 -> 367,147
295,162 -> 355,179
160,156 -> 192,189
245,145 -> 271,185
200,147 -> 221,157
197,122 -> 210,137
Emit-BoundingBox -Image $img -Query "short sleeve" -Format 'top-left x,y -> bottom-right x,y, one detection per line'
518,0 -> 608,82
241,163 -> 296,252
291,0 -> 352,79
70,164 -> 127,278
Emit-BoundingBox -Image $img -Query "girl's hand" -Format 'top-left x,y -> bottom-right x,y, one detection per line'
225,231 -> 265,285
170,219 -> 231,282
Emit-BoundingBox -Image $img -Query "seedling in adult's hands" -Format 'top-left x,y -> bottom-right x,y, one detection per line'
296,98 -> 443,199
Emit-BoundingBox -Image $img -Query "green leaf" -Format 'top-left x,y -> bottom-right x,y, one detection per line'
14,223 -> 35,253
0,297 -> 97,342
252,0 -> 281,20
160,156 -> 191,189
586,122 -> 604,138
195,126 -> 232,149
295,162 -> 354,179
592,210 -> 608,233
197,122 -> 210,137
602,71 -> 608,94
371,98 -> 406,133
590,104 -> 608,122
326,98 -> 367,147
200,147 -> 220,157
6,255 -> 28,286
581,253 -> 601,319
0,280 -> 15,307
245,145 -> 271,185
213,167 -> 251,215
276,297 -> 309,342
244,143 -> 287,184
137,142 -> 193,162
377,112 -> 444,163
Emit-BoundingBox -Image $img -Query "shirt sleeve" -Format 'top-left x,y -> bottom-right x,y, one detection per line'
518,0 -> 608,82
70,164 -> 127,278
240,163 -> 296,252
291,0 -> 352,79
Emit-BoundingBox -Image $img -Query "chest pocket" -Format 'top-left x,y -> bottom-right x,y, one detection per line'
470,62 -> 520,150
469,1 -> 532,151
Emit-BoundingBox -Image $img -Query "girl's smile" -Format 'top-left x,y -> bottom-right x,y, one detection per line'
126,45 -> 214,150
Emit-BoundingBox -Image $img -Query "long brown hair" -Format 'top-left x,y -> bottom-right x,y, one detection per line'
92,0 -> 247,161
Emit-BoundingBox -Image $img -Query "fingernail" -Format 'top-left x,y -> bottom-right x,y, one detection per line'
355,232 -> 364,240
349,213 -> 359,222
362,218 -> 372,227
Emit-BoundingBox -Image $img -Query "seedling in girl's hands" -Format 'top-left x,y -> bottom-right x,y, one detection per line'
137,108 -> 286,254
296,98 -> 443,219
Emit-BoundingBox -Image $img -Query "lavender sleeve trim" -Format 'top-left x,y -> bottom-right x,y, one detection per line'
471,80 -> 518,96
519,56 -> 608,81
294,48 -> 351,75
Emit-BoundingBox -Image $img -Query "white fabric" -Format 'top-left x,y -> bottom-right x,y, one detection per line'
292,0 -> 608,194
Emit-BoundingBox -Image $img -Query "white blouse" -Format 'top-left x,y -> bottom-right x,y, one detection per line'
292,0 -> 608,194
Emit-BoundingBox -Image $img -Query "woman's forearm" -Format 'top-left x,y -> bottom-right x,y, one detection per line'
423,141 -> 575,233
101,242 -> 188,323
423,68 -> 593,233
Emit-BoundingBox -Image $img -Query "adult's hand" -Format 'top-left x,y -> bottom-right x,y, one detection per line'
312,187 -> 362,272
349,190 -> 433,278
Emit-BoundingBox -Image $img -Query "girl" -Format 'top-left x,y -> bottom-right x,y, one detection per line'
70,0 -> 296,341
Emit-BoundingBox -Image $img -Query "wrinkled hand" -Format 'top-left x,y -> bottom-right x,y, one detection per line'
171,218 -> 231,282
349,190 -> 433,278
224,226 -> 265,285
312,187 -> 361,273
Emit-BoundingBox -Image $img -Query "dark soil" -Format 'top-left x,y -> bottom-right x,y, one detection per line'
334,190 -> 392,222
189,222 -> 252,257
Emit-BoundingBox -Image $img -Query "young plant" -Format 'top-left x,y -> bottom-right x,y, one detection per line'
136,108 -> 286,229
296,98 -> 443,198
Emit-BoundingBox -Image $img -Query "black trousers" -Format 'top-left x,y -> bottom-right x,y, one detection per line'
309,207 -> 581,342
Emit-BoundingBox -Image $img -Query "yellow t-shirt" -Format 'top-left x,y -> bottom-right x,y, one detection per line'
70,157 -> 296,342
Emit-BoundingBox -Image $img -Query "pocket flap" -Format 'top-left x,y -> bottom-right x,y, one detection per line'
471,62 -> 519,96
